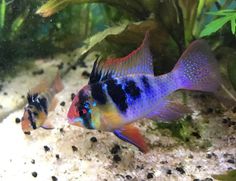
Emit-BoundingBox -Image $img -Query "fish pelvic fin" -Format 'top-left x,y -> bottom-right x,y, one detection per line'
173,40 -> 221,93
113,124 -> 149,153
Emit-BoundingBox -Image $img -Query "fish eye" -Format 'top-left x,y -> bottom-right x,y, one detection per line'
28,105 -> 33,109
84,102 -> 90,109
32,112 -> 38,116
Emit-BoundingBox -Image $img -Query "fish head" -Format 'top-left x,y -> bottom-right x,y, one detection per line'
21,104 -> 46,134
67,85 -> 95,129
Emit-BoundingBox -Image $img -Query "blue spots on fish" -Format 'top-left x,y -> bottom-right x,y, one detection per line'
91,83 -> 107,104
124,79 -> 141,100
106,78 -> 128,113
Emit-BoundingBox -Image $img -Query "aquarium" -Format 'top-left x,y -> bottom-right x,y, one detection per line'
0,0 -> 236,180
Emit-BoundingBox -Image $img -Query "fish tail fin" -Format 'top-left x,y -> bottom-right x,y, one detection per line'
173,40 -> 221,92
52,72 -> 64,93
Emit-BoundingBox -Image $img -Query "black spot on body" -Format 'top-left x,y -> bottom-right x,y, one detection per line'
91,83 -> 107,104
141,76 -> 151,90
106,79 -> 128,113
124,80 -> 141,100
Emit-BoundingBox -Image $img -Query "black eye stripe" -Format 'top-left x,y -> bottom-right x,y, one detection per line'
27,109 -> 37,129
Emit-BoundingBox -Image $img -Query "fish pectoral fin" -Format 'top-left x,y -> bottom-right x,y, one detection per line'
147,101 -> 192,122
113,124 -> 149,153
48,97 -> 58,112
41,118 -> 54,129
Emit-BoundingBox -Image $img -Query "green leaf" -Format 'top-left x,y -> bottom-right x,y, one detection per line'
0,0 -> 6,29
231,17 -> 236,34
206,9 -> 236,16
200,16 -> 231,37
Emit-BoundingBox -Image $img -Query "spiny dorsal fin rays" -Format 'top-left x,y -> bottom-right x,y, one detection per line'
89,31 -> 153,84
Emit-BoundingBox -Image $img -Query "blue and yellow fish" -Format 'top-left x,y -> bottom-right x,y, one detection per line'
67,33 -> 220,152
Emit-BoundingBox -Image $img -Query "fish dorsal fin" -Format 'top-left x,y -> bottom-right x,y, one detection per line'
89,32 -> 153,84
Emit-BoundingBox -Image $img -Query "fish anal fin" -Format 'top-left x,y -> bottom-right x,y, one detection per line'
89,31 -> 153,84
41,120 -> 54,129
147,101 -> 192,121
48,97 -> 58,112
113,124 -> 149,153
41,115 -> 54,130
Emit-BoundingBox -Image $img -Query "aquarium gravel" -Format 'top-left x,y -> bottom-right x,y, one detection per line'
0,54 -> 235,181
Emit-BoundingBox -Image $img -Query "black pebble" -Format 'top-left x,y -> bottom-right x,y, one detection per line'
57,62 -> 64,70
136,164 -> 144,170
193,179 -> 200,181
206,153 -> 212,159
176,167 -> 185,174
191,132 -> 201,139
110,144 -> 121,155
56,154 -> 60,160
71,65 -> 77,70
232,106 -> 236,113
59,128 -> 65,134
147,172 -> 154,179
71,93 -> 75,101
126,175 -> 132,180
60,101 -> 65,106
166,169 -> 172,175
160,160 -> 168,164
51,176 -> 58,181
3,92 -> 7,95
203,178 -> 213,181
21,95 -> 25,99
32,69 -> 44,76
227,159 -> 235,164
113,154 -> 121,163
44,145 -> 50,152
31,159 -> 35,164
188,154 -> 194,159
90,136 -> 97,143
32,172 -> 37,177
78,60 -> 87,68
24,131 -> 31,135
185,115 -> 192,121
72,145 -> 78,152
206,108 -> 213,114
222,118 -> 229,124
15,117 -> 21,124
82,71 -> 90,78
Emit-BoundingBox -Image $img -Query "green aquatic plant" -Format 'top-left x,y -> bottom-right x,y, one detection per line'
200,9 -> 236,37
212,170 -> 236,181
0,0 -> 6,29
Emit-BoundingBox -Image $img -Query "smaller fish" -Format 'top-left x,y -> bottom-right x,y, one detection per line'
21,72 -> 64,134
